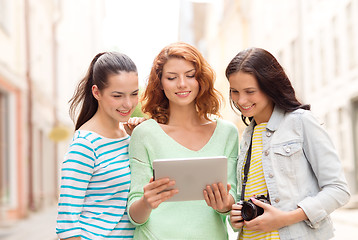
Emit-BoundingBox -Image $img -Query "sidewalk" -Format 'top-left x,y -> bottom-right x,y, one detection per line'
0,204 -> 357,240
0,206 -> 57,240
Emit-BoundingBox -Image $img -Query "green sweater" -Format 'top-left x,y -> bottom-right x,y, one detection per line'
128,119 -> 239,240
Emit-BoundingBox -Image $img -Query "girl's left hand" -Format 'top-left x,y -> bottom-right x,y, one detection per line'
204,182 -> 234,213
123,117 -> 146,135
244,197 -> 287,232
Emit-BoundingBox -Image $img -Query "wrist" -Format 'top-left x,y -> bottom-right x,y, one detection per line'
139,196 -> 152,211
283,208 -> 308,227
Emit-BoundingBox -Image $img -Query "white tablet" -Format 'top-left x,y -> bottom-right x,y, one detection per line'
152,156 -> 227,202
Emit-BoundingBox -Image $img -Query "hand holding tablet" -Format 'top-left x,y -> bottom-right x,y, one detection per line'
152,156 -> 228,202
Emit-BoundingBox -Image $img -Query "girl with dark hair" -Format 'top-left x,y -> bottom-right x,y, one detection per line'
127,42 -> 239,239
227,47 -> 350,239
56,52 -> 141,240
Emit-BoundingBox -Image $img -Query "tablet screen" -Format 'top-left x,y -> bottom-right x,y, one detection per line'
152,156 -> 227,201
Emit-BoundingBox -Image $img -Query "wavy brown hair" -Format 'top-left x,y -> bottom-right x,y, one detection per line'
142,42 -> 222,124
225,47 -> 310,125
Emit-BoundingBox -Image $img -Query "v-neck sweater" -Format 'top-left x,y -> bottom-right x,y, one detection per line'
128,118 -> 239,240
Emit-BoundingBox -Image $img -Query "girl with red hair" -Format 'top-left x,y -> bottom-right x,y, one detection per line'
127,42 -> 239,239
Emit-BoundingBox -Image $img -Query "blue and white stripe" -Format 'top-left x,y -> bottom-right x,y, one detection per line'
56,130 -> 134,239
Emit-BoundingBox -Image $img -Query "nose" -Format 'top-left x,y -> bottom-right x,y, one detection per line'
177,75 -> 187,88
236,94 -> 247,107
122,96 -> 132,109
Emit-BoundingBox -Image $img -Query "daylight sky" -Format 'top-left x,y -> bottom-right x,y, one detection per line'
103,0 -> 181,86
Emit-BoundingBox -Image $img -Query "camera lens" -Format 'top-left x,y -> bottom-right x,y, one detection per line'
241,200 -> 264,221
241,201 -> 257,221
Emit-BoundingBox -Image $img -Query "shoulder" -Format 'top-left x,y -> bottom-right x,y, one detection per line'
131,119 -> 158,139
217,118 -> 237,130
216,118 -> 239,138
71,130 -> 99,148
288,109 -> 321,124
66,131 -> 99,159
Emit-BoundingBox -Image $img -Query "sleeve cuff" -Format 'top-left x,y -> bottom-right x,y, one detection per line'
298,197 -> 326,228
127,199 -> 149,226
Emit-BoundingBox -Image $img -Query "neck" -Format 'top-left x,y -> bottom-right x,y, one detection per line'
253,104 -> 274,125
83,110 -> 126,139
167,103 -> 209,127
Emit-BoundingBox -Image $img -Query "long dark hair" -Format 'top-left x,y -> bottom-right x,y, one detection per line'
225,47 -> 310,125
69,52 -> 137,130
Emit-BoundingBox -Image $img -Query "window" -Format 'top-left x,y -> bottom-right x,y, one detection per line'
353,99 -> 358,192
309,40 -> 315,92
290,39 -> 297,86
332,16 -> 340,76
0,91 -> 10,207
0,0 -> 9,33
338,108 -> 345,159
346,2 -> 356,69
320,30 -> 327,85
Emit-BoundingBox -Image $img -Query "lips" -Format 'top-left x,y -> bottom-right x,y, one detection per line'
175,91 -> 191,97
117,109 -> 131,116
240,104 -> 254,111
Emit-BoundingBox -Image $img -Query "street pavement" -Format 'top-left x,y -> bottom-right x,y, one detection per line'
0,204 -> 357,240
0,206 -> 57,240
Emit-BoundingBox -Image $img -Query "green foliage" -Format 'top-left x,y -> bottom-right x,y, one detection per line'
131,103 -> 146,118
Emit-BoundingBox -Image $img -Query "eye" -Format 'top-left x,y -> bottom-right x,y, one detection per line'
187,74 -> 195,78
131,92 -> 139,96
230,89 -> 239,94
246,90 -> 255,94
113,95 -> 122,98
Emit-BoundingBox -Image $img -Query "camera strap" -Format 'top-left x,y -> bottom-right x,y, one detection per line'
240,123 -> 255,202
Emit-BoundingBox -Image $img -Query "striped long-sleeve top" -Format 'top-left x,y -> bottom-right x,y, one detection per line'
56,130 -> 135,239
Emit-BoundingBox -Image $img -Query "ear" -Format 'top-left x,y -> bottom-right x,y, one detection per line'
92,85 -> 101,100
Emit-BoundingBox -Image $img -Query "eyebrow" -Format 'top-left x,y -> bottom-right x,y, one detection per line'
166,69 -> 196,75
112,89 -> 139,94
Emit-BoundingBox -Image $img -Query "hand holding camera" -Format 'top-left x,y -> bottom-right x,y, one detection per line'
238,194 -> 270,221
231,196 -> 291,232
230,195 -> 271,230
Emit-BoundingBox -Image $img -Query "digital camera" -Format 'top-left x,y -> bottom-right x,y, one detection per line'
238,195 -> 270,221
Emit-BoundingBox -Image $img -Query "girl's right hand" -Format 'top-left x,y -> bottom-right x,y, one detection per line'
142,177 -> 178,209
230,203 -> 244,229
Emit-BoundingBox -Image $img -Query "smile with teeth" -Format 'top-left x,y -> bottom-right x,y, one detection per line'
176,91 -> 191,96
117,109 -> 131,116
240,104 -> 254,110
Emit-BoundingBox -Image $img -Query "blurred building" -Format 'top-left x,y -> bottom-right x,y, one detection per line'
179,0 -> 248,130
180,0 -> 358,197
0,0 -> 105,226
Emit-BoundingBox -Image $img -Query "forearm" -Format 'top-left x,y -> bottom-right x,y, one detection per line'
129,197 -> 152,224
281,207 -> 308,227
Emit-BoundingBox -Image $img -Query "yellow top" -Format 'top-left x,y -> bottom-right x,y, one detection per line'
239,123 -> 280,240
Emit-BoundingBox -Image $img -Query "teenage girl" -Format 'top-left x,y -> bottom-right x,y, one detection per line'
227,47 -> 350,240
56,52 -> 141,239
127,42 -> 239,239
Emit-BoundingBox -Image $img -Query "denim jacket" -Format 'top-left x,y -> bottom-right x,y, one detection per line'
237,106 -> 350,240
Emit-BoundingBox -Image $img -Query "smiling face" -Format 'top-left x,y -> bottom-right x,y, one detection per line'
229,71 -> 274,124
161,58 -> 199,109
93,71 -> 138,123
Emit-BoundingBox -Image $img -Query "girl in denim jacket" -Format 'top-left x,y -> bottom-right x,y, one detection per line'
226,47 -> 350,240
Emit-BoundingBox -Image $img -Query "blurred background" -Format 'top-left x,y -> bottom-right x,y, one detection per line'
0,0 -> 358,239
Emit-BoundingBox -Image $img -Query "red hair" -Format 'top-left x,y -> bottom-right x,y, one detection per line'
141,42 -> 222,124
